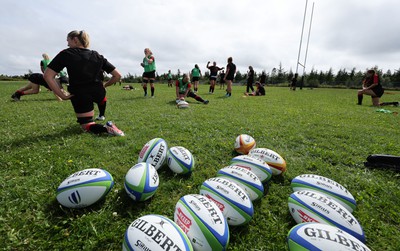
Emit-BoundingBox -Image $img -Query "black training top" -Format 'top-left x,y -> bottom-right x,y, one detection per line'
47,48 -> 115,92
226,63 -> 236,79
208,66 -> 222,77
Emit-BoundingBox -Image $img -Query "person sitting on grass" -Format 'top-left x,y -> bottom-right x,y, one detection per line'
11,73 -> 67,101
176,74 -> 209,104
357,69 -> 384,106
244,82 -> 265,96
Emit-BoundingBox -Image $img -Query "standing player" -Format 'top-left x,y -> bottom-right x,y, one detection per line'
246,66 -> 255,93
206,61 -> 224,94
41,53 -> 51,73
167,70 -> 173,87
191,64 -> 202,93
176,74 -> 209,104
141,48 -> 156,97
219,70 -> 225,89
43,30 -> 124,136
259,71 -> 267,86
224,57 -> 236,97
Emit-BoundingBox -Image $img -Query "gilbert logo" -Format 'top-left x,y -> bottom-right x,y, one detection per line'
205,194 -> 225,212
298,209 -> 318,223
68,190 -> 81,205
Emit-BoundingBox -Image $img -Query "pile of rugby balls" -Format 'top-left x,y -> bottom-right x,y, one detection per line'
287,174 -> 371,250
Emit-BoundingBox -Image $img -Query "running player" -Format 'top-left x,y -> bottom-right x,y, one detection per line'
206,61 -> 224,94
176,74 -> 209,104
191,64 -> 202,93
141,48 -> 156,97
43,30 -> 124,136
224,57 -> 236,97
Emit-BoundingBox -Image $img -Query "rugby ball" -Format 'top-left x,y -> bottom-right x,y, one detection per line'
175,194 -> 229,251
124,162 -> 159,202
217,165 -> 264,201
167,146 -> 195,174
288,190 -> 365,242
287,223 -> 371,251
234,134 -> 256,154
138,138 -> 168,170
56,168 -> 114,208
123,214 -> 193,251
291,174 -> 357,213
248,148 -> 287,175
177,100 -> 189,109
200,177 -> 254,226
230,155 -> 272,184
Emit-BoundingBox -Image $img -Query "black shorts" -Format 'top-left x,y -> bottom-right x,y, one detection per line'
225,75 -> 235,81
28,73 -> 51,90
59,76 -> 69,84
143,70 -> 156,79
209,76 -> 217,81
372,85 -> 384,97
192,76 -> 200,82
69,87 -> 106,114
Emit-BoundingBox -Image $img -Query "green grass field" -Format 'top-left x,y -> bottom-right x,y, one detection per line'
1,81 -> 399,251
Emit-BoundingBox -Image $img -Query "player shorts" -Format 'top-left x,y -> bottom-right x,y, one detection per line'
225,75 -> 235,81
28,73 -> 51,90
209,75 -> 217,81
69,87 -> 106,114
372,85 -> 384,97
143,70 -> 156,79
192,76 -> 200,82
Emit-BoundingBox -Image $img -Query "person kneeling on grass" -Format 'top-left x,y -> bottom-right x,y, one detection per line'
357,69 -> 384,106
44,30 -> 124,136
176,74 -> 209,104
11,73 -> 67,101
244,82 -> 265,96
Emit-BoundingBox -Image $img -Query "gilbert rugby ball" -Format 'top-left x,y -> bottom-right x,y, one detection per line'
138,138 -> 168,170
217,165 -> 264,201
230,155 -> 272,184
123,214 -> 193,251
177,100 -> 189,109
56,168 -> 114,208
248,148 -> 287,175
288,190 -> 365,242
167,146 -> 195,174
200,177 -> 254,226
124,162 -> 159,202
234,134 -> 256,155
291,174 -> 357,213
175,194 -> 229,251
287,223 -> 371,251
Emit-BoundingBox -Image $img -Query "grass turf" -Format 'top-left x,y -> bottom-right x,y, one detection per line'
1,81 -> 399,250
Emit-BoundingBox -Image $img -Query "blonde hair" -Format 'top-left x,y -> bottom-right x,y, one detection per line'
42,53 -> 49,60
67,30 -> 90,48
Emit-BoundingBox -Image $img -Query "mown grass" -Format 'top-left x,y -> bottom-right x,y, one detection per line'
0,81 -> 399,251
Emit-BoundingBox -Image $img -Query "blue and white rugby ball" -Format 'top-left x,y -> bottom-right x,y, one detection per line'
56,168 -> 114,208
230,155 -> 272,184
123,214 -> 193,251
288,190 -> 365,242
287,223 -> 371,251
138,138 -> 168,170
217,165 -> 264,201
200,177 -> 254,226
167,146 -> 195,174
291,174 -> 357,212
124,162 -> 159,202
175,194 -> 229,251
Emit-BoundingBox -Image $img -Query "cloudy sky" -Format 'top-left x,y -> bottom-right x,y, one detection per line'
1,0 -> 399,77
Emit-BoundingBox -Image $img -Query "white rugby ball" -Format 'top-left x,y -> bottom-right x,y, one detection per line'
234,134 -> 256,154
175,194 -> 229,251
248,148 -> 287,175
200,177 -> 254,226
291,174 -> 357,213
167,146 -> 195,174
123,214 -> 193,251
288,190 -> 365,242
177,100 -> 189,109
138,138 -> 168,170
217,165 -> 264,201
124,162 -> 159,202
56,168 -> 114,208
230,155 -> 272,184
287,223 -> 371,251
